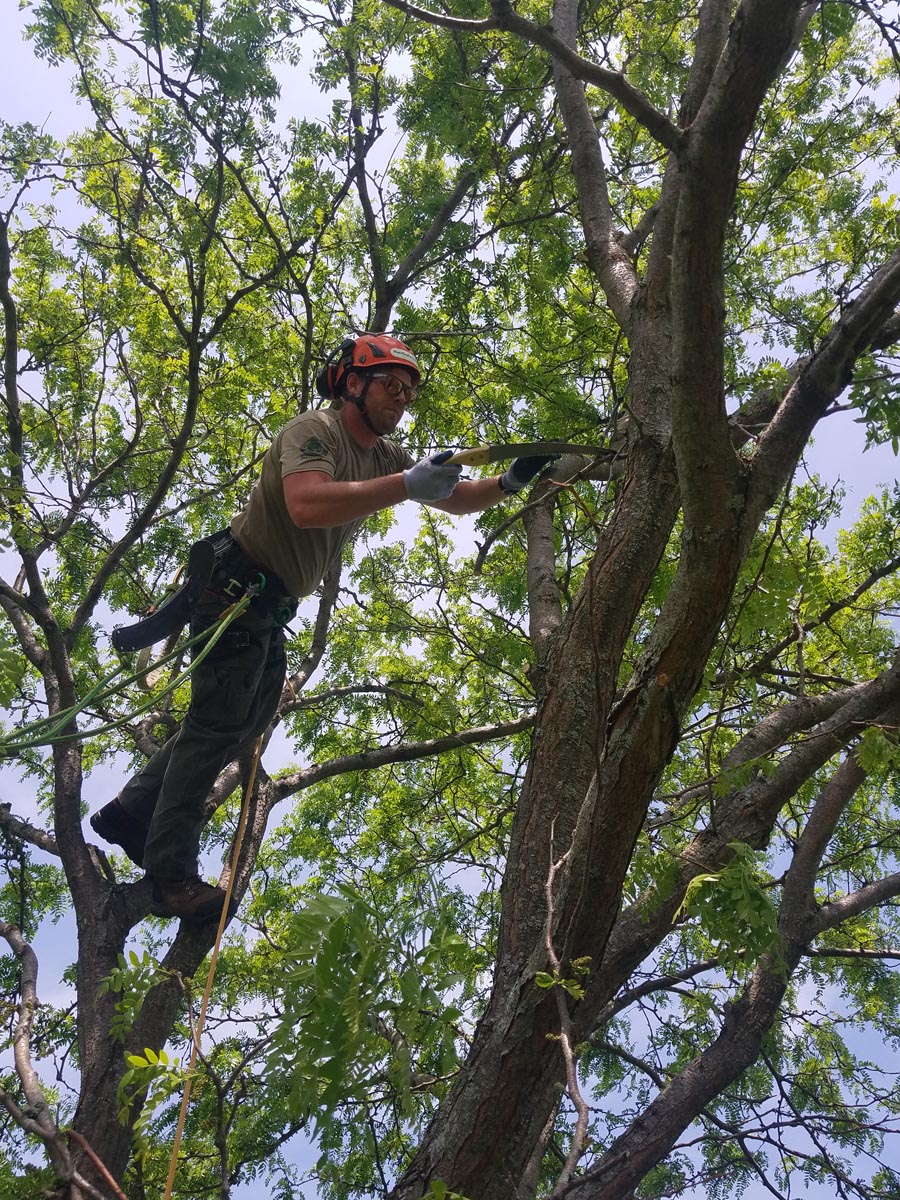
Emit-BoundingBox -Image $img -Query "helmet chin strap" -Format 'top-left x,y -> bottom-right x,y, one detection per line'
354,376 -> 380,435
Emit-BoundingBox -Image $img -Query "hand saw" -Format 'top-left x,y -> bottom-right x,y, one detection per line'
446,442 -> 601,466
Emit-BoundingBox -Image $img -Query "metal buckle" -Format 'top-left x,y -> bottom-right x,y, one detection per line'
221,576 -> 244,598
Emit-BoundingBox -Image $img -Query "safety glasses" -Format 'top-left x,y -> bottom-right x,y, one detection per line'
369,372 -> 417,404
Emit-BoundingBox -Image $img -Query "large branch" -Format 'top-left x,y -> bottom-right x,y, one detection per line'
472,452 -> 624,577
869,308 -> 900,352
381,0 -> 681,151
620,255 -> 897,828
690,1 -> 814,166
391,443 -> 682,1200
522,485 -> 564,667
281,682 -> 424,717
569,800 -> 900,1199
587,654 -> 900,1020
778,744 -> 874,925
681,1 -> 733,125
376,81 -> 544,326
384,168 -> 479,318
593,959 -> 719,1026
815,871 -> 900,934
0,584 -> 48,667
549,0 -> 638,328
0,923 -> 75,1183
0,804 -> 59,856
500,440 -> 682,957
347,52 -> 391,327
669,2 -> 812,521
564,946 -> 796,1200
566,769 -> 893,1199
273,715 -> 535,801
622,4 -> 733,437
748,246 -> 900,524
715,677 -> 885,768
288,562 -> 341,694
0,217 -> 56,630
728,295 -> 900,459
129,692 -> 526,845
0,214 -> 23,472
489,0 -> 682,152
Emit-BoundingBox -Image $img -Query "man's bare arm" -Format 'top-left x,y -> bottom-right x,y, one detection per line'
283,470 -> 409,528
430,477 -> 505,515
283,468 -> 507,530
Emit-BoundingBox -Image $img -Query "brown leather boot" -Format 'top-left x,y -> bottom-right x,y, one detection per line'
149,876 -> 236,922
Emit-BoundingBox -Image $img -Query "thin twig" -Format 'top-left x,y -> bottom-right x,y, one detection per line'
544,820 -> 591,1197
66,1130 -> 129,1200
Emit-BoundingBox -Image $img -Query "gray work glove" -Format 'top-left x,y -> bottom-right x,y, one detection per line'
404,450 -> 463,503
499,454 -> 561,494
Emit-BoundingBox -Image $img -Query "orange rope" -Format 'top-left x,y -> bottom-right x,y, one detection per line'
162,734 -> 264,1200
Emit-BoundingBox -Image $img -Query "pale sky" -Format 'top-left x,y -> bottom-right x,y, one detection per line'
1,7 -> 898,1199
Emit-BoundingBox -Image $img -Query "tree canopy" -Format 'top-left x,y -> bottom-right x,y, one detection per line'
2,1 -> 900,1198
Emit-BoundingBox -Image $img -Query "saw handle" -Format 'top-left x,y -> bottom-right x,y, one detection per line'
446,446 -> 493,466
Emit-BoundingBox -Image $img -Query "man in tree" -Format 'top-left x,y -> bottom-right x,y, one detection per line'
89,333 -> 556,922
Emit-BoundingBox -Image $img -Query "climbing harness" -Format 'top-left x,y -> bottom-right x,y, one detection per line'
0,532 -> 296,753
0,598 -> 254,757
162,732 -> 263,1200
111,530 -> 278,653
1,531 -> 297,758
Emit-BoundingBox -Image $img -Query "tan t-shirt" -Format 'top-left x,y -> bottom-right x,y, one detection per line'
231,409 -> 414,598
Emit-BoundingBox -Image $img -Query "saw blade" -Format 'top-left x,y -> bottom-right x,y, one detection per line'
447,442 -> 601,466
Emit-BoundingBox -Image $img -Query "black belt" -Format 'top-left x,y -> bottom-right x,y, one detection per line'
111,532 -> 294,653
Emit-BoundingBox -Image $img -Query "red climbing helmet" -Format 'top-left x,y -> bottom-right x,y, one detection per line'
316,334 -> 421,399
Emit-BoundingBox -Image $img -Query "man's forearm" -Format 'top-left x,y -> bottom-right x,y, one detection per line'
286,473 -> 409,528
286,472 -> 508,529
430,477 -> 505,515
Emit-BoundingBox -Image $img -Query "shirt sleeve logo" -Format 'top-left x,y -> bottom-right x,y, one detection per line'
299,436 -> 329,459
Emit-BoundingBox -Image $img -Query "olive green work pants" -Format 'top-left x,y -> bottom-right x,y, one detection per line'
117,595 -> 288,880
